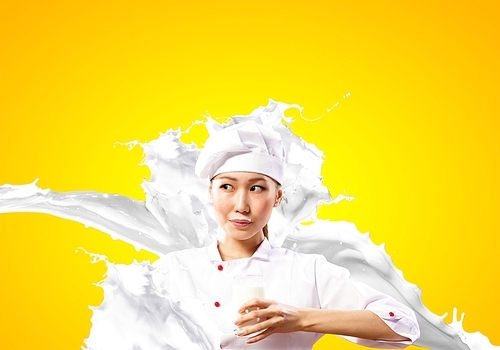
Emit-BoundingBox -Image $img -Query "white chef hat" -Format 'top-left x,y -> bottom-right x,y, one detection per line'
195,121 -> 286,184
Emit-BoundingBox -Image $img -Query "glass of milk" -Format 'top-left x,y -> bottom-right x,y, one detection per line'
232,275 -> 265,329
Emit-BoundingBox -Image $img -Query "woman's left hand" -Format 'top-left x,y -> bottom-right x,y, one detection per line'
234,298 -> 303,344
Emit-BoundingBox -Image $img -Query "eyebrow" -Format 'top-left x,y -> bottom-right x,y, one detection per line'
215,176 -> 268,183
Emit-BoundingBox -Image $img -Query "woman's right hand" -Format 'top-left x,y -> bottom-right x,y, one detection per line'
234,298 -> 303,344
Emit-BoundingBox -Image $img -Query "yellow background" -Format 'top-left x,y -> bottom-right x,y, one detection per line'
1,1 -> 498,349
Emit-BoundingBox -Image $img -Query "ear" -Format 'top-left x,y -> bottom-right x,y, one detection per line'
274,188 -> 283,207
208,184 -> 213,203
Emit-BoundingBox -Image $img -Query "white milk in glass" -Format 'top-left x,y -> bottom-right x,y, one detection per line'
232,275 -> 265,329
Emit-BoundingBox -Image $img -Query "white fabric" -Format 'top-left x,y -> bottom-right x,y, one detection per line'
152,239 -> 420,349
195,121 -> 286,184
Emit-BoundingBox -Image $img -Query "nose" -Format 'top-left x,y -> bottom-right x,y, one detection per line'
234,189 -> 250,213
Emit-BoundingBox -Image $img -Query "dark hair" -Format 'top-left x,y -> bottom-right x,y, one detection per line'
262,224 -> 269,239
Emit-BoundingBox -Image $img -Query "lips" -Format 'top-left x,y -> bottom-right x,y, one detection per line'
229,218 -> 252,228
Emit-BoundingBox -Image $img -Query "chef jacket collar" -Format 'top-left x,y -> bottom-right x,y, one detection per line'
207,238 -> 272,262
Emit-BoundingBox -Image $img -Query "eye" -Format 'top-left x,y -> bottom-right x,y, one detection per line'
250,185 -> 265,192
220,184 -> 233,190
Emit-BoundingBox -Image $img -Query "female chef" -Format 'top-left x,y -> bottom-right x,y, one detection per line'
153,121 -> 420,349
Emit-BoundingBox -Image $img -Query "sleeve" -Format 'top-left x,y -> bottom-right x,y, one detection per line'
314,255 -> 420,348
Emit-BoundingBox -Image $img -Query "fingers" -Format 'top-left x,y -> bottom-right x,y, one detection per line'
245,327 -> 275,344
234,299 -> 294,344
236,313 -> 285,338
237,298 -> 275,314
235,306 -> 282,327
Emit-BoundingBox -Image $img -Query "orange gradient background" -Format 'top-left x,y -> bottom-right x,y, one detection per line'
1,1 -> 498,349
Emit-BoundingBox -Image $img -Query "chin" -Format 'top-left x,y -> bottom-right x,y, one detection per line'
223,228 -> 262,242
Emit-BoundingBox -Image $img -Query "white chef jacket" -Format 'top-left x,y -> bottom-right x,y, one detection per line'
152,239 -> 420,349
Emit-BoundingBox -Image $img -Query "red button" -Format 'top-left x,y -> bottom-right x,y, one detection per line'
389,312 -> 394,317
214,301 -> 221,307
217,265 -> 223,271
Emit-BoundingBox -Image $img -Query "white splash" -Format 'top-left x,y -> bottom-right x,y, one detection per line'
331,193 -> 355,204
0,100 -> 497,350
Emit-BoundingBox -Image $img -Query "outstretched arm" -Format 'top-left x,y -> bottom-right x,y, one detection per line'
235,299 -> 410,345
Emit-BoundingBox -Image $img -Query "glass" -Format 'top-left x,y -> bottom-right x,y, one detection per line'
232,275 -> 265,329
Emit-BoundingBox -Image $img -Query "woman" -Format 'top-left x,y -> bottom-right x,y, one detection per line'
153,121 -> 420,349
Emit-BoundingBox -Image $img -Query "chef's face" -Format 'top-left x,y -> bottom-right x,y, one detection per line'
209,172 -> 282,244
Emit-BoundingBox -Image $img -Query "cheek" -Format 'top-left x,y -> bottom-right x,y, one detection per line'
258,199 -> 276,217
212,200 -> 223,213
211,195 -> 229,216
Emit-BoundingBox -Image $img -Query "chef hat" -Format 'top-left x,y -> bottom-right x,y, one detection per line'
195,121 -> 286,184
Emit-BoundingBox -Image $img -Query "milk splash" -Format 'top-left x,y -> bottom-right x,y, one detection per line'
0,100 -> 497,349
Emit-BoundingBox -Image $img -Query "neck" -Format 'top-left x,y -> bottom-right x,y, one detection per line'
218,235 -> 265,261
